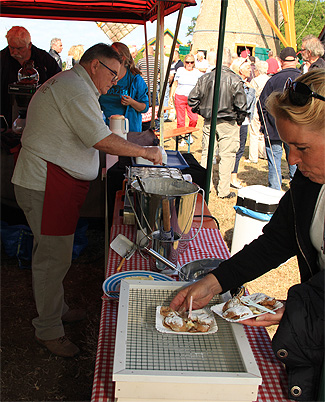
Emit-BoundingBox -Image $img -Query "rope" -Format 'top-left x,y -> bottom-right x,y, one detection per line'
296,0 -> 319,41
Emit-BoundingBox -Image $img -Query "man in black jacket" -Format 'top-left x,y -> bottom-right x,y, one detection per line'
258,47 -> 300,190
49,37 -> 63,70
301,34 -> 325,71
1,26 -> 61,126
188,47 -> 247,199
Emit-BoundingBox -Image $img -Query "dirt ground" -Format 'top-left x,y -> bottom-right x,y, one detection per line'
1,116 -> 300,401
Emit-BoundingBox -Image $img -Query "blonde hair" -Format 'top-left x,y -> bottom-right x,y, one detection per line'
6,26 -> 31,46
255,60 -> 268,75
68,44 -> 84,62
112,42 -> 140,75
184,53 -> 195,62
230,57 -> 249,75
266,69 -> 325,130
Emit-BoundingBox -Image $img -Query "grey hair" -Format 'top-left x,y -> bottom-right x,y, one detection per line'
222,47 -> 232,66
79,43 -> 122,65
302,35 -> 325,57
6,26 -> 31,46
230,57 -> 247,75
50,38 -> 61,47
255,60 -> 268,75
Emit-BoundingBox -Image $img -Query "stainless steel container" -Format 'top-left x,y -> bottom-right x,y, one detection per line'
129,177 -> 203,272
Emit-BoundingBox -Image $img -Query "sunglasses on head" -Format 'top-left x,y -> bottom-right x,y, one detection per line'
284,77 -> 325,106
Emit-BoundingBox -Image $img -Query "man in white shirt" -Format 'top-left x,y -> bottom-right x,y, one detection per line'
12,43 -> 162,358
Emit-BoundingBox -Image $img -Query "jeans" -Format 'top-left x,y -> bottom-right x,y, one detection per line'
265,139 -> 283,190
163,85 -> 170,120
232,124 -> 248,173
283,142 -> 297,180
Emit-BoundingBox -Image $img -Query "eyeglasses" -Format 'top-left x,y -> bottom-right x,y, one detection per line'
99,60 -> 119,82
284,77 -> 325,106
185,61 -> 195,64
300,48 -> 306,52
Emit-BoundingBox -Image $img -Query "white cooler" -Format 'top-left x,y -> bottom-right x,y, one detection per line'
230,185 -> 284,256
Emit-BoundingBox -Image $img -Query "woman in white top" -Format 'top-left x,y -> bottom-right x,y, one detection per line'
170,53 -> 202,129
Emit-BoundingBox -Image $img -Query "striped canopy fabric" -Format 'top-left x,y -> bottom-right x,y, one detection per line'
1,0 -> 196,23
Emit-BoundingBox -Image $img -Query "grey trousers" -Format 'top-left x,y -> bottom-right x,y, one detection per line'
201,120 -> 240,197
14,185 -> 73,340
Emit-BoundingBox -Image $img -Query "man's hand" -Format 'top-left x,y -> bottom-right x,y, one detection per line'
240,305 -> 285,327
169,274 -> 222,312
142,146 -> 163,165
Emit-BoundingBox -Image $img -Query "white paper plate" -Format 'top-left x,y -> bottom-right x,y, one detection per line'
156,306 -> 218,334
102,271 -> 174,299
211,295 -> 283,323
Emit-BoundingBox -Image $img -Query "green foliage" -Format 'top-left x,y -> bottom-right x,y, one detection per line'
280,0 -> 325,50
186,16 -> 197,38
134,52 -> 142,65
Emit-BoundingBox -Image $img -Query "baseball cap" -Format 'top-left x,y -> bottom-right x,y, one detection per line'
279,47 -> 297,61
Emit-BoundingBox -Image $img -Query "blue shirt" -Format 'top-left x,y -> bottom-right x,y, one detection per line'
99,69 -> 149,132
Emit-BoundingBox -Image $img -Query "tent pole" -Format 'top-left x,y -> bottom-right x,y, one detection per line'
151,6 -> 160,130
143,20 -> 151,106
157,5 -> 184,121
159,1 -> 165,145
205,0 -> 228,204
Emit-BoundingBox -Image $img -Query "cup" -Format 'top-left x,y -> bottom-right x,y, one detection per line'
109,115 -> 129,140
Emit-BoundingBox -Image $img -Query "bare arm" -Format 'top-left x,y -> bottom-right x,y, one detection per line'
94,133 -> 162,165
169,273 -> 223,312
169,80 -> 178,100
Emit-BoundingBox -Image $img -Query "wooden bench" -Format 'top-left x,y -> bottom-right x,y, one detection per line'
155,126 -> 200,152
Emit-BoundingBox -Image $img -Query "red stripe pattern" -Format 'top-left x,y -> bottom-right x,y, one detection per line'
91,226 -> 290,402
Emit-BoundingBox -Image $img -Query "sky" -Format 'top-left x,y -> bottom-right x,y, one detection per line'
0,1 -> 201,63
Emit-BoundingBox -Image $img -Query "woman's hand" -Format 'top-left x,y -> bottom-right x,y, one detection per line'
169,274 -> 223,312
121,95 -> 133,106
121,95 -> 146,112
240,305 -> 285,327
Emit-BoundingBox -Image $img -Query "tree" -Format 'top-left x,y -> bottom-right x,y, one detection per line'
280,0 -> 325,50
186,16 -> 197,38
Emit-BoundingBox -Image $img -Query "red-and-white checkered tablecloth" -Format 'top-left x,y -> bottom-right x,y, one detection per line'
91,225 -> 290,402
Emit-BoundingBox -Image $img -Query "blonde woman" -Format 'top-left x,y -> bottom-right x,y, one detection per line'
171,69 -> 325,401
170,53 -> 202,129
99,42 -> 149,132
66,44 -> 84,70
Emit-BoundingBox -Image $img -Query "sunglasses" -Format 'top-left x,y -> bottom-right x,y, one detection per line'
284,77 -> 325,106
185,61 -> 195,64
99,60 -> 119,82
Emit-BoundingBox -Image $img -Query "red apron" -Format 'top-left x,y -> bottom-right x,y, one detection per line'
41,161 -> 90,236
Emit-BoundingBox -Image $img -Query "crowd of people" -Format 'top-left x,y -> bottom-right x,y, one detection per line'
185,37 -> 325,198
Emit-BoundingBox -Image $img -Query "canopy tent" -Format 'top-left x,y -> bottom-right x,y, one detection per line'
1,0 -> 196,23
2,0 -> 227,200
